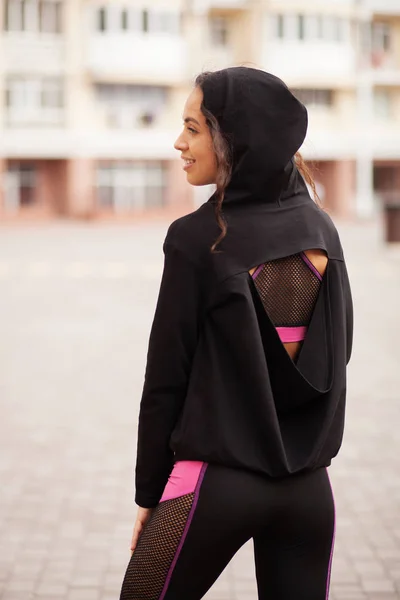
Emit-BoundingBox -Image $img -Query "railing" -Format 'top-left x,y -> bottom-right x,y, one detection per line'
263,40 -> 356,84
6,108 -> 64,128
363,0 -> 400,15
85,34 -> 187,84
2,33 -> 64,74
207,0 -> 248,8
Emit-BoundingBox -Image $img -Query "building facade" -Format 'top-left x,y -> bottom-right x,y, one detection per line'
0,0 -> 399,221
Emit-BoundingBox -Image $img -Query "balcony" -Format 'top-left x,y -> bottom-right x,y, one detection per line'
191,46 -> 236,73
357,51 -> 400,85
188,0 -> 248,13
262,40 -> 356,86
2,33 -> 64,74
363,0 -> 400,16
85,34 -> 187,84
207,0 -> 249,9
6,107 -> 64,128
301,121 -> 400,162
2,127 -> 178,160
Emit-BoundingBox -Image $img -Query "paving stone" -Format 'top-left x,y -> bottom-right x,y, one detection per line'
5,580 -> 37,593
1,594 -> 35,600
361,579 -> 397,593
35,583 -> 69,596
1,220 -> 400,600
70,575 -> 104,588
353,560 -> 387,577
68,590 -> 100,600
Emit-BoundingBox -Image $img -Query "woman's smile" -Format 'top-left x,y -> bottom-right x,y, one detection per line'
182,157 -> 196,171
174,86 -> 218,186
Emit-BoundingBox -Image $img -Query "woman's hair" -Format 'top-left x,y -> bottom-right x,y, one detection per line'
195,72 -> 322,253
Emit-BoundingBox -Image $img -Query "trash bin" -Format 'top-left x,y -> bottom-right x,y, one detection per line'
383,200 -> 400,243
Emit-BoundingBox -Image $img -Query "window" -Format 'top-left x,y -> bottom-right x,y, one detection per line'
277,14 -> 284,38
4,0 -> 24,30
6,163 -> 37,210
142,9 -> 149,33
333,17 -> 344,42
127,8 -> 142,32
40,1 -> 61,33
321,16 -> 344,42
358,20 -> 371,53
282,14 -> 296,40
372,22 -> 391,52
209,16 -> 229,47
24,0 -> 40,32
41,78 -> 63,108
271,12 -> 346,42
17,165 -> 37,206
98,7 -> 106,31
266,14 -> 285,40
96,162 -> 167,212
93,6 -> 181,35
5,77 -> 64,126
304,15 -> 324,40
374,89 -> 391,120
270,14 -> 285,39
298,15 -> 305,40
4,0 -> 62,33
148,10 -> 180,35
96,84 -> 167,128
291,88 -> 334,108
121,8 -> 128,31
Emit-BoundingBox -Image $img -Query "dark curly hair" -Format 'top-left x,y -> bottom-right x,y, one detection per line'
194,71 -> 322,253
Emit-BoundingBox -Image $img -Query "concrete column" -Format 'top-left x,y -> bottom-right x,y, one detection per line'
355,154 -> 375,218
355,80 -> 376,217
39,160 -> 68,216
332,160 -> 356,219
183,2 -> 210,80
237,2 -> 264,66
0,158 -> 5,216
0,8 -> 5,131
66,158 -> 95,218
64,0 -> 96,130
310,160 -> 356,219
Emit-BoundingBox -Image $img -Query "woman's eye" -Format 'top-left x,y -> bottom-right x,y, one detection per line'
187,127 -> 197,134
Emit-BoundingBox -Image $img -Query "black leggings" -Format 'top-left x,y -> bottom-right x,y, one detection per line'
120,464 -> 335,600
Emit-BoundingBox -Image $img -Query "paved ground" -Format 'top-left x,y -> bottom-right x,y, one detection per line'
0,215 -> 399,600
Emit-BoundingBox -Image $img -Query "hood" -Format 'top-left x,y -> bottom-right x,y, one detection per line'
200,66 -> 308,205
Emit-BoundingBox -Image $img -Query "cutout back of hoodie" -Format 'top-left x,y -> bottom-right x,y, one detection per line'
250,249 -> 328,362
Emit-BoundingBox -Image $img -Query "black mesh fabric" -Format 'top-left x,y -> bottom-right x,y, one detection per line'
253,253 -> 322,328
120,492 -> 195,600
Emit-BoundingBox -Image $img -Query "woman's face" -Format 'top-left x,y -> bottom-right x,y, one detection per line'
174,86 -> 218,186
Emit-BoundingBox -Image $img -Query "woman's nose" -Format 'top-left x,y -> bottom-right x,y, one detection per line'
174,135 -> 188,152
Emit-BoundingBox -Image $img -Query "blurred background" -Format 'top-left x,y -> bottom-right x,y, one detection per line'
0,0 -> 400,223
1,2 -> 400,600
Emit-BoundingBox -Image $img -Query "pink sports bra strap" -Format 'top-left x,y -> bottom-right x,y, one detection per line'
299,251 -> 323,282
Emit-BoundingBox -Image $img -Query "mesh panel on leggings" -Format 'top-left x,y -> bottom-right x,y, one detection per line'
253,253 -> 322,327
120,492 -> 195,600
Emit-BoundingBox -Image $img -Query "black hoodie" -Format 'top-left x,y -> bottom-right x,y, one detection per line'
135,67 -> 353,508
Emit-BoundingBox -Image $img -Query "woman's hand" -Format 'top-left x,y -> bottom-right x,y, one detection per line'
131,507 -> 153,555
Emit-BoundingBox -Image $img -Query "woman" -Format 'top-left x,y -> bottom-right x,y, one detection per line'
120,67 -> 353,600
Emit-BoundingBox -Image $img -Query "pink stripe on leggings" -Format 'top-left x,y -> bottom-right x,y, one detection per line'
160,461 -> 204,502
325,467 -> 336,600
159,462 -> 208,600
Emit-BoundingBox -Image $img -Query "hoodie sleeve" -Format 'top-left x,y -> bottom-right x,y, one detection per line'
134,237 -> 202,508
